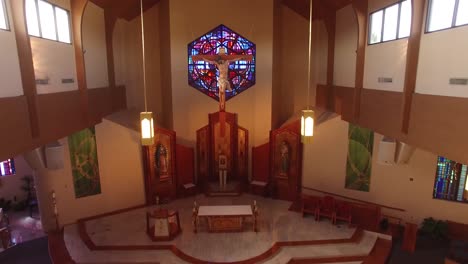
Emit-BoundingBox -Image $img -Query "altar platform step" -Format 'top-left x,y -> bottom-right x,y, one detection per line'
205,181 -> 242,197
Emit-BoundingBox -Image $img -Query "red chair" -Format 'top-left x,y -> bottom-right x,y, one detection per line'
333,201 -> 352,226
316,196 -> 336,222
301,194 -> 320,219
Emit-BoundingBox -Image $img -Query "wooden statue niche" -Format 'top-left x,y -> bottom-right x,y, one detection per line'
270,120 -> 302,201
142,127 -> 177,204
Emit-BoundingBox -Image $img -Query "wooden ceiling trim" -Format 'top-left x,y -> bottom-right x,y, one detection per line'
104,9 -> 117,90
282,0 -> 352,20
90,0 -> 160,21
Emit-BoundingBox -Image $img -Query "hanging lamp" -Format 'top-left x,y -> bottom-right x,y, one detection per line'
301,0 -> 314,144
139,0 -> 154,146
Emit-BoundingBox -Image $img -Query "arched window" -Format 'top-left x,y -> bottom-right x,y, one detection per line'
188,24 -> 256,102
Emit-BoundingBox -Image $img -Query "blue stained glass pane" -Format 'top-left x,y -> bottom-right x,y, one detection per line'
187,24 -> 256,102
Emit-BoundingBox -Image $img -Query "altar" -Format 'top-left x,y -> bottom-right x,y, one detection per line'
194,205 -> 257,233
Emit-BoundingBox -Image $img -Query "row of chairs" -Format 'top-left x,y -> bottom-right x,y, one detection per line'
301,195 -> 352,226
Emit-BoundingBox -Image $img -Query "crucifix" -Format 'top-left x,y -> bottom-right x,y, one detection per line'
191,47 -> 253,112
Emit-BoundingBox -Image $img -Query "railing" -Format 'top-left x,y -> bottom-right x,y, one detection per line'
302,186 -> 406,212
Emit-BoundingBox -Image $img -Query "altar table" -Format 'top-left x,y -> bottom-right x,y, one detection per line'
194,205 -> 256,232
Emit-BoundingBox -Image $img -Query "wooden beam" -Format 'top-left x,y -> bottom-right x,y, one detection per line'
158,0 -> 173,129
352,0 -> 368,123
104,10 -> 116,90
70,0 -> 90,125
401,0 -> 426,133
104,9 -> 117,113
324,7 -> 336,110
10,0 -> 39,138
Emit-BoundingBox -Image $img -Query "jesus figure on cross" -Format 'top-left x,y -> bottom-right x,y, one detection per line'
192,47 -> 253,112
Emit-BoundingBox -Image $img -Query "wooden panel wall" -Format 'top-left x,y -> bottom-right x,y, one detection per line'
175,144 -> 195,186
0,97 -> 32,158
408,94 -> 468,162
316,85 -> 468,162
88,88 -> 112,124
37,91 -> 84,143
252,143 -> 270,183
0,0 -> 127,161
313,0 -> 468,163
359,89 -> 403,139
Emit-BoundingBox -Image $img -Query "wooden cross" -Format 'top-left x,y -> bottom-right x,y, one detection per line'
191,47 -> 253,112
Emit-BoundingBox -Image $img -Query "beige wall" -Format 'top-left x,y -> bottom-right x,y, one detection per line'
280,6 -> 308,119
0,156 -> 33,202
35,119 -> 145,231
278,6 -> 327,120
364,40 -> 407,92
416,25 -> 468,98
333,5 -> 357,88
31,37 -> 78,94
303,117 -> 468,224
0,0 -> 23,98
169,0 -> 273,148
82,2 -> 109,89
115,6 -> 163,119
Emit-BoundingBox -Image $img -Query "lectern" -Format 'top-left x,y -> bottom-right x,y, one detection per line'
146,209 -> 181,241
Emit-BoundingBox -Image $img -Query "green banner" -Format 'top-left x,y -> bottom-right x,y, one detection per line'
68,127 -> 101,198
345,124 -> 374,192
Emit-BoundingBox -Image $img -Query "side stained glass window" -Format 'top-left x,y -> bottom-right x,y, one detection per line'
433,156 -> 468,202
188,24 -> 256,102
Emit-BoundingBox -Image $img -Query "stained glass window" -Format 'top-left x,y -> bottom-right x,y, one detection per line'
433,156 -> 468,202
188,24 -> 256,102
0,158 -> 15,176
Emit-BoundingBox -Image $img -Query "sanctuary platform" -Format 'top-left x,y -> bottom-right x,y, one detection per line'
61,194 -> 390,263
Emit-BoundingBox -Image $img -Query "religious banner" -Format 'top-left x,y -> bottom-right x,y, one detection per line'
68,127 -> 101,198
345,124 -> 374,192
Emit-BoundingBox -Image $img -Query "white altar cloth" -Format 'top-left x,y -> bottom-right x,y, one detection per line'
197,205 -> 252,217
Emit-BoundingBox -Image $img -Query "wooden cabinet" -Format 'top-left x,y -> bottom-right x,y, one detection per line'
270,120 -> 302,201
142,127 -> 177,204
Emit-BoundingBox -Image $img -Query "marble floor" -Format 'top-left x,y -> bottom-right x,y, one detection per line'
0,209 -> 46,253
63,194 -> 386,263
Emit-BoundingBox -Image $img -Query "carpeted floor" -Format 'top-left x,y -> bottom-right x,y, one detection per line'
0,236 -> 52,264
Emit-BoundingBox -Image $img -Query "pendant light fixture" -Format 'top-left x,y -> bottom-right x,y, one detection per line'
139,0 -> 154,146
301,0 -> 314,144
